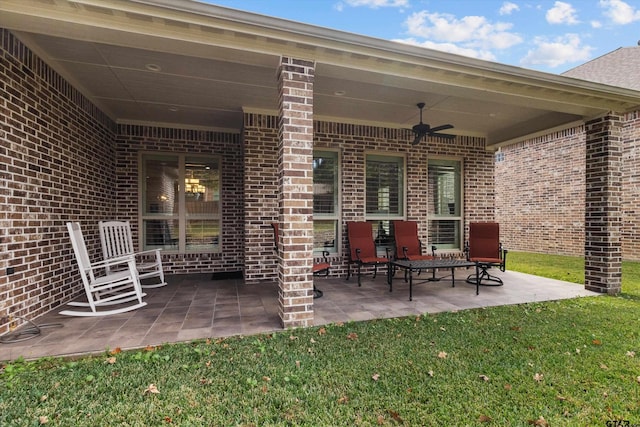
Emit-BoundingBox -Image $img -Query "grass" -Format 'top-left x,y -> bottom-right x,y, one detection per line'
1,252 -> 639,426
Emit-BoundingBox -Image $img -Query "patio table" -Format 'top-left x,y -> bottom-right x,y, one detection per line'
388,259 -> 479,301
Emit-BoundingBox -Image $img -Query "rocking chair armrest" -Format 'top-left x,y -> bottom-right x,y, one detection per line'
90,254 -> 137,270
134,248 -> 163,257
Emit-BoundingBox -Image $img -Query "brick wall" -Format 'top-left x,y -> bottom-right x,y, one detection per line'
243,115 -> 496,282
621,111 -> 640,260
0,30 -> 117,334
496,114 -> 640,261
496,126 -> 586,256
114,125 -> 244,275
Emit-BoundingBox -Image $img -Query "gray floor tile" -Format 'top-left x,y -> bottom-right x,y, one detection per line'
0,270 -> 600,362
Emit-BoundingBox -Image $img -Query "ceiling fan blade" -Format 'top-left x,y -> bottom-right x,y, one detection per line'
429,132 -> 456,140
411,133 -> 425,145
429,124 -> 454,133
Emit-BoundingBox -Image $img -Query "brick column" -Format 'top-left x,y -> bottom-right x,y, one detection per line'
276,57 -> 315,328
584,114 -> 622,294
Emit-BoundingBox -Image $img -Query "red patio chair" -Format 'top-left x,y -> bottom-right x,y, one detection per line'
271,223 -> 328,298
346,221 -> 390,286
392,220 -> 436,261
464,222 -> 508,286
392,220 -> 437,280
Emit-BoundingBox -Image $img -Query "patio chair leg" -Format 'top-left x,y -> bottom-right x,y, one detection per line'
466,263 -> 503,286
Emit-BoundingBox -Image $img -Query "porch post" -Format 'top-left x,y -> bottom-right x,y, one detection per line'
276,57 -> 315,328
584,113 -> 622,294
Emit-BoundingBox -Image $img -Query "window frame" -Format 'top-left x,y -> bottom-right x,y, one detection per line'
365,152 -> 407,252
427,156 -> 464,252
313,148 -> 341,255
139,152 -> 222,254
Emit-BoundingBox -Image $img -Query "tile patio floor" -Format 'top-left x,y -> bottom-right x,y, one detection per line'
0,269 -> 599,362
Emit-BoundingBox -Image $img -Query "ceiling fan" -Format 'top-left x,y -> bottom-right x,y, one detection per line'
409,102 -> 455,145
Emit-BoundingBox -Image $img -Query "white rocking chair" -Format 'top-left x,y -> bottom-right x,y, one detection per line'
99,220 -> 167,288
63,222 -> 147,316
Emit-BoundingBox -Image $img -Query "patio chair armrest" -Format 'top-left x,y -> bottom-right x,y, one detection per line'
431,245 -> 437,256
320,250 -> 330,262
499,245 -> 508,271
464,241 -> 470,260
355,248 -> 362,262
402,246 -> 409,259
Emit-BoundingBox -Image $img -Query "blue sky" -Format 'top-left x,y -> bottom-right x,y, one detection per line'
203,0 -> 640,74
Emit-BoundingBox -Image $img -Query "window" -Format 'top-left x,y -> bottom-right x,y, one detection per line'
313,150 -> 339,253
141,153 -> 221,253
428,159 -> 462,250
366,154 -> 405,250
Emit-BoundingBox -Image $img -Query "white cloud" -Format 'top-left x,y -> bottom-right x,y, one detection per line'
590,20 -> 602,28
599,0 -> 640,24
520,34 -> 593,68
395,38 -> 497,61
343,0 -> 409,8
546,1 -> 580,25
402,11 -> 522,50
499,2 -> 519,16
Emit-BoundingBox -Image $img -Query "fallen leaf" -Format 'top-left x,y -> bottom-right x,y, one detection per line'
600,363 -> 608,370
310,338 -> 316,344
337,395 -> 349,404
510,326 -> 521,331
289,335 -> 298,341
110,347 -> 122,355
428,370 -> 434,377
295,360 -> 300,368
144,384 -> 160,394
106,357 -> 117,365
347,332 -> 358,340
626,350 -> 635,357
262,376 -> 271,382
504,383 -> 512,390
479,414 -> 492,423
39,416 -> 48,424
437,351 -> 448,359
533,373 -> 544,382
575,348 -> 581,354
372,373 -> 380,381
164,416 -> 172,423
145,345 -> 156,351
636,376 -> 640,384
335,321 -> 344,327
388,410 -> 403,423
318,327 -> 327,335
527,416 -> 549,426
592,339 -> 602,346
205,338 -> 211,345
479,374 -> 490,382
206,361 -> 212,367
377,414 -> 385,425
440,327 -> 446,331
40,395 -> 47,402
556,395 -> 567,401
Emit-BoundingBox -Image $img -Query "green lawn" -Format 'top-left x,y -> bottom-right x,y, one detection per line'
1,252 -> 639,426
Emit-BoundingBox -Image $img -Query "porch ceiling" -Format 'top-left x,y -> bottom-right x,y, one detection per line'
3,0 -> 640,149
